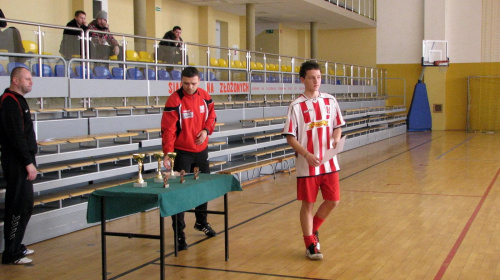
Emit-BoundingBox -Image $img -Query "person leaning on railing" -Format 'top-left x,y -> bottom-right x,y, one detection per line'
87,10 -> 123,62
59,10 -> 88,60
0,9 -> 26,63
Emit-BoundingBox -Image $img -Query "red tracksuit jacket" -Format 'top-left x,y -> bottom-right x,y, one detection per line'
161,87 -> 216,153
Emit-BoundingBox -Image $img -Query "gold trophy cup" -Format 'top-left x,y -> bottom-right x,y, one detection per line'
167,152 -> 177,178
153,152 -> 164,183
132,153 -> 147,187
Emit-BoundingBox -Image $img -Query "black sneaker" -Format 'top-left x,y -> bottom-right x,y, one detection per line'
194,223 -> 217,237
305,243 -> 323,260
177,237 -> 188,251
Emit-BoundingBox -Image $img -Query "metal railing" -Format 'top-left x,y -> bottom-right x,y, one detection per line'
323,0 -> 377,20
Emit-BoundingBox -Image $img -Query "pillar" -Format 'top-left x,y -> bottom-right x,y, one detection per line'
310,22 -> 318,59
246,3 -> 255,51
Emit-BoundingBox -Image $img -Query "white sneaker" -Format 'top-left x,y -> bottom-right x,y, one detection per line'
305,243 -> 323,260
13,257 -> 32,265
24,249 -> 34,256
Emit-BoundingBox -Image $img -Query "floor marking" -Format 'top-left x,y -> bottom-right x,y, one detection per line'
434,168 -> 500,280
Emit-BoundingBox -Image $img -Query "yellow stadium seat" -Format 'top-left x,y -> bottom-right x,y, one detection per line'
286,65 -> 292,72
0,49 -> 8,53
139,51 -> 152,62
256,62 -> 264,70
22,40 -> 38,53
250,62 -> 257,70
234,60 -> 243,68
109,55 -> 118,60
329,68 -> 335,75
295,66 -> 300,73
210,57 -> 219,67
231,60 -> 235,68
218,58 -> 228,67
21,40 -> 52,55
281,65 -> 288,72
126,50 -> 140,61
242,61 -> 247,68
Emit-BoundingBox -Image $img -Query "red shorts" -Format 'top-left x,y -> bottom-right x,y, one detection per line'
297,172 -> 340,203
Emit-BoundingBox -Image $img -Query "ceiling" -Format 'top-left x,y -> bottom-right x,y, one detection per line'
174,0 -> 377,30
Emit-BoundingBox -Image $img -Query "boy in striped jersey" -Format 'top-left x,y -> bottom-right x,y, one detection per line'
282,61 -> 345,260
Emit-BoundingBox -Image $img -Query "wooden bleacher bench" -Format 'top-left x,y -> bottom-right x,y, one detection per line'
242,131 -> 283,143
207,141 -> 226,150
243,145 -> 293,161
218,153 -> 293,182
133,105 -> 152,109
240,116 -> 286,127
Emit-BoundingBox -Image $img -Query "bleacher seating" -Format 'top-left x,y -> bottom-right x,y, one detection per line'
112,67 -> 124,79
32,63 -> 53,77
170,70 -> 181,80
127,68 -> 145,80
157,69 -> 170,80
75,65 -> 93,79
93,66 -> 113,79
144,68 -> 156,80
7,62 -> 29,73
0,64 -> 8,76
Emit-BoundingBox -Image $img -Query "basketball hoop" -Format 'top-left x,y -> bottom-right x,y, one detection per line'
434,60 -> 449,73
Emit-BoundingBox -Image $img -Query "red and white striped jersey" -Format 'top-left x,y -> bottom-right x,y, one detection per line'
282,92 -> 345,177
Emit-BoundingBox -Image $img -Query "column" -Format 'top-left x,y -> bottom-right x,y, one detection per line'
246,3 -> 255,51
310,22 -> 318,59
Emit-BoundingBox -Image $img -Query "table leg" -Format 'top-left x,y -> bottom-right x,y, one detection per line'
174,214 -> 178,257
101,197 -> 107,280
224,193 -> 229,261
160,215 -> 165,280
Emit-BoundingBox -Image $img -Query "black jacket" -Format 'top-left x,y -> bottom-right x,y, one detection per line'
159,30 -> 183,47
0,89 -> 37,165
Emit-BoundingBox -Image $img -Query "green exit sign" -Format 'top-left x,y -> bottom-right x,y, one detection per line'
266,29 -> 274,34
155,7 -> 162,11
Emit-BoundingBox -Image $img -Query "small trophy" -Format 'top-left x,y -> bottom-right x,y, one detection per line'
153,152 -> 164,183
167,152 -> 177,178
162,172 -> 170,188
180,170 -> 186,184
193,167 -> 200,180
132,153 -> 147,187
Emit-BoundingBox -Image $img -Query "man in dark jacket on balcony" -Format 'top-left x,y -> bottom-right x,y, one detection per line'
59,10 -> 88,60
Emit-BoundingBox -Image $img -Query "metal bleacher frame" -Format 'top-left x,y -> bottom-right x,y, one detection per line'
0,17 -> 407,251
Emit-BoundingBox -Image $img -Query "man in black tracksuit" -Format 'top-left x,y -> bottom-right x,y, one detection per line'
0,67 -> 38,265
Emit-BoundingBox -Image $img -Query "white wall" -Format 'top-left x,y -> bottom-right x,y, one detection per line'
376,0 -> 424,64
377,0 -> 482,64
445,0 -> 482,63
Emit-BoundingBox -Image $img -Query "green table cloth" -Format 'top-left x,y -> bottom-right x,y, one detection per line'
87,173 -> 241,223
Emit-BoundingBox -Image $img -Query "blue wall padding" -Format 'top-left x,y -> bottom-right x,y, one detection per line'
407,82 -> 432,131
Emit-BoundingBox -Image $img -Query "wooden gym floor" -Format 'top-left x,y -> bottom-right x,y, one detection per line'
1,131 -> 500,280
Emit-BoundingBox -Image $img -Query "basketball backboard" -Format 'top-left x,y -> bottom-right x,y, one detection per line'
422,40 -> 449,66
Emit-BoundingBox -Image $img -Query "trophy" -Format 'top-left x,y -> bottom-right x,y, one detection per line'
167,152 -> 177,178
193,167 -> 200,180
162,172 -> 170,188
132,153 -> 147,187
153,152 -> 164,183
180,170 -> 186,184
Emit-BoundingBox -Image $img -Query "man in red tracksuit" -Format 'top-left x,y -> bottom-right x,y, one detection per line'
161,66 -> 217,250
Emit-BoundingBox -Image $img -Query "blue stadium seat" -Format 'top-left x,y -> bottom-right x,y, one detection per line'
144,69 -> 156,80
0,64 -> 8,76
94,66 -> 113,79
32,63 -> 53,77
112,67 -> 124,79
170,70 -> 181,80
75,66 -> 94,79
208,71 -> 217,81
127,68 -> 144,80
251,74 -> 262,82
157,69 -> 170,80
199,72 -> 205,81
54,65 -> 65,77
7,62 -> 29,74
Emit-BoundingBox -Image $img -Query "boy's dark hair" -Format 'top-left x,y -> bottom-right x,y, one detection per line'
75,10 -> 86,17
173,26 -> 181,31
299,60 -> 321,78
181,66 -> 199,78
